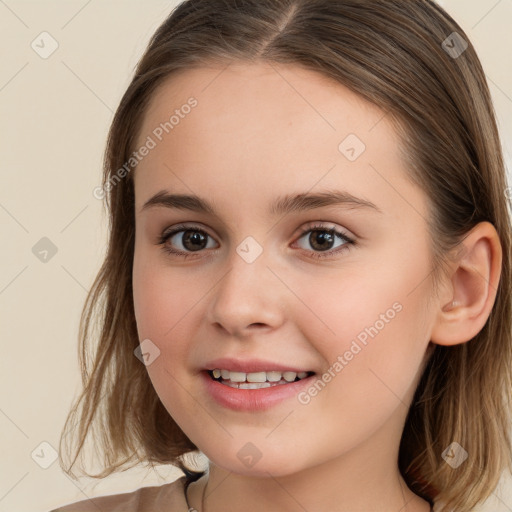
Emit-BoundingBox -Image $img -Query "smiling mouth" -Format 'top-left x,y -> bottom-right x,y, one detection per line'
207,369 -> 316,389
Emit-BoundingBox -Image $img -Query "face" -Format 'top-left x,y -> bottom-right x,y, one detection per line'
132,61 -> 437,477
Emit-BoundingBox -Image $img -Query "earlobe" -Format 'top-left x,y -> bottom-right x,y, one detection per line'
430,221 -> 502,347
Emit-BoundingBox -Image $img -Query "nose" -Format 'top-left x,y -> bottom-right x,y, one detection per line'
205,247 -> 287,338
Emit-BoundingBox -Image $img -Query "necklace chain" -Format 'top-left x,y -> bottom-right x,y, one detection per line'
185,475 -> 206,512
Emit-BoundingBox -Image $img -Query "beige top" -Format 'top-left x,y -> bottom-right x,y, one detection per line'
50,476 -> 189,512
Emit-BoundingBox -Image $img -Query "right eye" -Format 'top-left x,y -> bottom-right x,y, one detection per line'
157,224 -> 218,258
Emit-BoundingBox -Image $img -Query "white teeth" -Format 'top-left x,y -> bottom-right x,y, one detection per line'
266,371 -> 282,382
239,382 -> 272,389
247,372 -> 267,383
229,371 -> 246,382
283,371 -> 297,382
210,369 -> 312,384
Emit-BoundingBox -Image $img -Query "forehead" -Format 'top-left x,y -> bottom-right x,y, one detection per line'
132,61 -> 421,220
137,61 -> 389,147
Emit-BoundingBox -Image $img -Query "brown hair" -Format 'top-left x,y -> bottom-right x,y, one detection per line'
59,1 -> 512,509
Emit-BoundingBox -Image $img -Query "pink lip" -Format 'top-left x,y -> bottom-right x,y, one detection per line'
203,357 -> 312,373
200,371 -> 316,412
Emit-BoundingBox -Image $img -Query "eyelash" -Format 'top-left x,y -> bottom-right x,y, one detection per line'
157,222 -> 356,260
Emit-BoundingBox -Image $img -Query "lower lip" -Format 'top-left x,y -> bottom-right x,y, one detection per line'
201,371 -> 316,412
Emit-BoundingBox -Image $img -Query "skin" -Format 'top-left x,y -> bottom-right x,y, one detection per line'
131,61 -> 501,512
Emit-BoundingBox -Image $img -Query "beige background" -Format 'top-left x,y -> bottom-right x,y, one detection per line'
1,1 -> 511,511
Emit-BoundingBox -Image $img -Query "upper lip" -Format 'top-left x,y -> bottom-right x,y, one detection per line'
204,357 -> 314,374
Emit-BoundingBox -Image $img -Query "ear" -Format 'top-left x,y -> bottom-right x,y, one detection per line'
430,221 -> 502,346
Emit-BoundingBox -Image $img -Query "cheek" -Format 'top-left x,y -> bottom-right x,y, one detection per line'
132,252 -> 214,400
296,268 -> 430,356
132,251 -> 199,340
132,255 -> 204,419
294,239 -> 432,401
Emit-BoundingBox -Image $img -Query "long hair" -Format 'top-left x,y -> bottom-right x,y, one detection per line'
58,1 -> 512,510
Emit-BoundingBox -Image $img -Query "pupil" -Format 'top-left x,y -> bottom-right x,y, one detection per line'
310,230 -> 334,251
184,230 -> 207,251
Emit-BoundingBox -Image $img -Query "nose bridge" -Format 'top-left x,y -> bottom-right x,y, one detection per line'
206,237 -> 284,334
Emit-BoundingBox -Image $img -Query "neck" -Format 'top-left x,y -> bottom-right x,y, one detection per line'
197,466 -> 428,512
186,417 -> 432,512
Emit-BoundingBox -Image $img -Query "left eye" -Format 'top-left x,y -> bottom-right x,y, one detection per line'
292,223 -> 355,258
157,222 -> 355,259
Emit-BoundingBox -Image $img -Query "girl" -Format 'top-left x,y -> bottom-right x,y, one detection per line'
51,1 -> 512,511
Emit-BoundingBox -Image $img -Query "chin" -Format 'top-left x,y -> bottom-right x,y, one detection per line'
207,449 -> 306,478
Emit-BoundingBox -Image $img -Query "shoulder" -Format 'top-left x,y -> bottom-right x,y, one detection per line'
49,475 -> 188,512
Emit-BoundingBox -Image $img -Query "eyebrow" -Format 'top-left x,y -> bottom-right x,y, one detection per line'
140,189 -> 382,216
